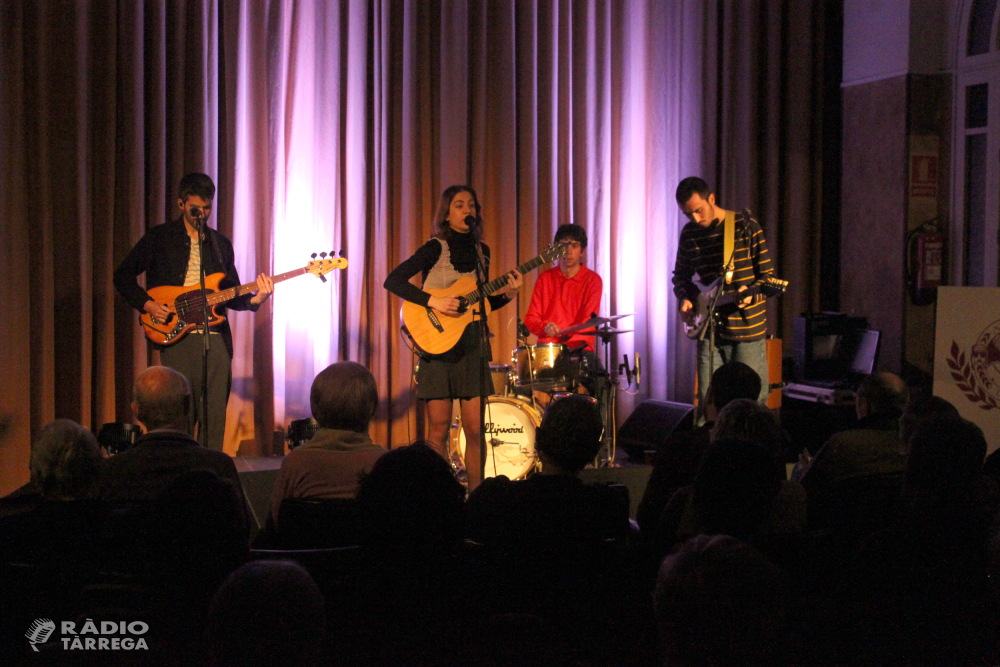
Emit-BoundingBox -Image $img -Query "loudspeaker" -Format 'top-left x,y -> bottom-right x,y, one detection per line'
616,400 -> 694,461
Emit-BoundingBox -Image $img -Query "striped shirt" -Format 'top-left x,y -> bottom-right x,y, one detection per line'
672,212 -> 773,341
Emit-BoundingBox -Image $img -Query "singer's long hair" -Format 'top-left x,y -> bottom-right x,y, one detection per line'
432,185 -> 483,243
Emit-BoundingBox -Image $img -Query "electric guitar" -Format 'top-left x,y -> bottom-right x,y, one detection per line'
140,254 -> 347,346
683,275 -> 788,340
400,242 -> 569,356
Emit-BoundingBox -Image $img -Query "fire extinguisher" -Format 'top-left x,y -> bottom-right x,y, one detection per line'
906,217 -> 946,306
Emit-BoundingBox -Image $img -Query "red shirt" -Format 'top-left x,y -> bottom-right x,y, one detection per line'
524,265 -> 603,350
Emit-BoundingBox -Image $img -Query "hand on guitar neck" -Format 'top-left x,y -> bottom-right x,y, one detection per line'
427,270 -> 522,317
679,286 -> 755,325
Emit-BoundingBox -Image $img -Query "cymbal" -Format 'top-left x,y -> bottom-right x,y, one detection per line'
557,313 -> 633,336
570,327 -> 633,336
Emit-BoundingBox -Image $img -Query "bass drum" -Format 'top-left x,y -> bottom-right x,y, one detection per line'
457,396 -> 542,480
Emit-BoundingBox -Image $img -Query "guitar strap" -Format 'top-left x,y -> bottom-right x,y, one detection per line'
723,210 -> 736,284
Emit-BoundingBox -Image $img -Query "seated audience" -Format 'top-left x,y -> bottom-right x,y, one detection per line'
143,469 -> 252,664
330,441 -> 467,666
268,361 -> 386,527
898,394 -> 959,450
823,415 -> 997,666
100,366 -> 245,506
467,394 -> 629,550
208,560 -> 326,667
0,419 -> 106,563
654,534 -> 786,667
651,403 -> 799,556
0,420 -> 106,652
637,362 -> 762,535
797,372 -> 908,529
465,395 -> 632,666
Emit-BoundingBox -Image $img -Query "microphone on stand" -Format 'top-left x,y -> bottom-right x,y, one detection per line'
464,214 -> 477,230
189,206 -> 205,230
517,317 -> 531,340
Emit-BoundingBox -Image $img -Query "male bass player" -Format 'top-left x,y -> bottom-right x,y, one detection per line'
672,177 -> 772,407
114,173 -> 273,450
524,223 -> 603,353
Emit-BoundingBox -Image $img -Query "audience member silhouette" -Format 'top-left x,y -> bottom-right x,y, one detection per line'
797,372 -> 909,531
145,468 -> 251,664
637,362 -> 762,534
467,394 -> 628,551
824,415 -> 997,666
465,395 -> 632,666
208,560 -> 326,667
330,441 -> 467,666
100,366 -> 246,511
0,420 -> 107,650
898,394 -> 959,450
267,361 -> 386,542
654,534 -> 786,667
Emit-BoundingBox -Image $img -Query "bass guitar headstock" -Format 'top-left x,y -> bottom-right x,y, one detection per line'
307,251 -> 349,283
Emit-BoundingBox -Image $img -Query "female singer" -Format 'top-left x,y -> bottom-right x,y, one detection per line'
384,185 -> 521,489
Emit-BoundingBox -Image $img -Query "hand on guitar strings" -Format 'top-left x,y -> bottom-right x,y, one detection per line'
736,285 -> 753,308
428,295 -> 462,317
678,298 -> 696,326
250,273 -> 275,305
144,299 -> 172,322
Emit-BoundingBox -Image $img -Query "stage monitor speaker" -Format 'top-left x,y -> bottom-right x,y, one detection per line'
616,400 -> 694,461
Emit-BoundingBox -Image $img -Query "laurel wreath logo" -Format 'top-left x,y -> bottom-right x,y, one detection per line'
947,340 -> 999,411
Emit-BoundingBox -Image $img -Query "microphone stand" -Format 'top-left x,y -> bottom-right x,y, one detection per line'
473,239 -> 491,487
195,214 -> 212,447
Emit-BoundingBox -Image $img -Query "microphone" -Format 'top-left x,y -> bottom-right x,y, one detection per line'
190,205 -> 203,218
517,317 -> 530,339
464,214 -> 476,229
622,354 -> 633,386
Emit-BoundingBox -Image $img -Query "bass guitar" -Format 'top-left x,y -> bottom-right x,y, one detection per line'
140,254 -> 347,346
401,242 -> 569,356
683,275 -> 788,340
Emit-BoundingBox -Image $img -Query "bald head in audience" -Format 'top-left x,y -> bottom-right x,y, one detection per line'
855,372 -> 908,420
133,366 -> 193,433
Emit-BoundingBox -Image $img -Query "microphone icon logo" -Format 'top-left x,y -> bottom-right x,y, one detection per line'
25,618 -> 56,652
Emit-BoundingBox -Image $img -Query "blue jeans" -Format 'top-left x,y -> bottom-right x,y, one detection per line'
696,337 -> 769,409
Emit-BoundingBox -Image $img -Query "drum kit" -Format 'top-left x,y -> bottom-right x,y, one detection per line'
451,312 -> 635,481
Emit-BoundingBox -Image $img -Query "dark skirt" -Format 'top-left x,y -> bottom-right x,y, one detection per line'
416,323 -> 493,400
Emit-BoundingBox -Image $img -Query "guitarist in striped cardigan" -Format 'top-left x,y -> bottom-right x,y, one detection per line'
672,177 -> 773,410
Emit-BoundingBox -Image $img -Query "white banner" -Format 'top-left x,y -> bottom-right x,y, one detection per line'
934,287 -> 1000,453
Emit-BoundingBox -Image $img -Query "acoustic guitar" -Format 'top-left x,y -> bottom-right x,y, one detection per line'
140,255 -> 347,346
683,275 -> 789,340
401,242 -> 568,356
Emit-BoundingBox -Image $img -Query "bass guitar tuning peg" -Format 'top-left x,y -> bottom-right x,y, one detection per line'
337,249 -> 343,257
320,252 -> 328,259
311,253 -> 318,259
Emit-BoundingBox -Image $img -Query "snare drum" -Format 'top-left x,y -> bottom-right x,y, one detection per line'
512,343 -> 572,390
455,396 -> 541,480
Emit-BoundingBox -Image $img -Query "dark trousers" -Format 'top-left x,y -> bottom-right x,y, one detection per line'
161,333 -> 232,450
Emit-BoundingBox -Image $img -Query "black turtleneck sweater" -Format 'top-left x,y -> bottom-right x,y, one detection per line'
383,230 -> 510,310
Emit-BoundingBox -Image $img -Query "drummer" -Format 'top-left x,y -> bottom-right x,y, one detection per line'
524,223 -> 603,380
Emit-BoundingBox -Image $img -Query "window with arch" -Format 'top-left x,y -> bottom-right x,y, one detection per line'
954,0 -> 1000,285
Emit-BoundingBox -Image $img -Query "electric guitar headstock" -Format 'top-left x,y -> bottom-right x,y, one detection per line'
306,251 -> 349,283
541,241 -> 571,264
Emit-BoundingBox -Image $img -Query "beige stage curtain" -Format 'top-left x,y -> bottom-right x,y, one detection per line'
0,0 -> 834,495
